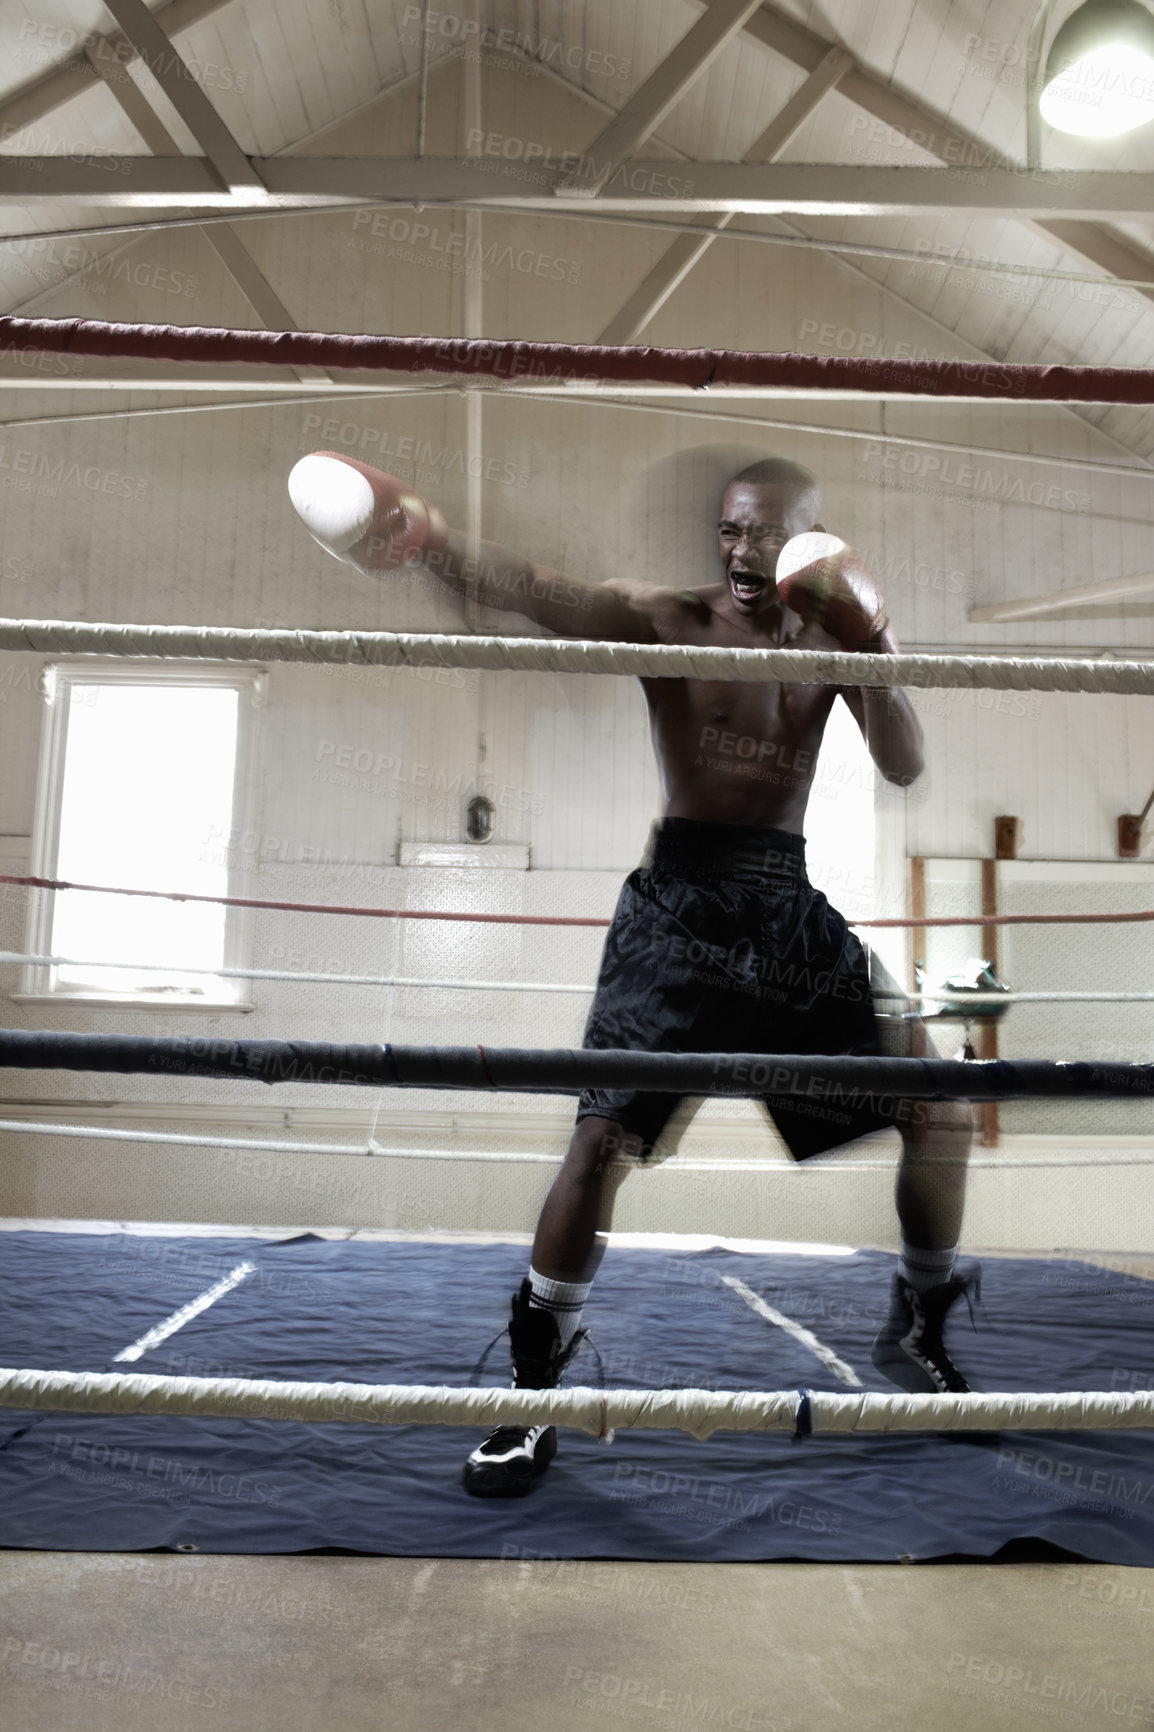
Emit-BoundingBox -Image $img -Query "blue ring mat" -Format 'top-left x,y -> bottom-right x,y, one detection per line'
1,1230 -> 1152,1562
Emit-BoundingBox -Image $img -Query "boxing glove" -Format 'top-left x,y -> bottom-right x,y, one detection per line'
775,532 -> 890,650
288,451 -> 450,573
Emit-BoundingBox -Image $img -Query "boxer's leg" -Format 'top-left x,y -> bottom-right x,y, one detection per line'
875,1017 -> 981,1393
464,849 -> 706,1495
894,1015 -> 974,1263
462,1116 -> 643,1498
531,1113 -> 639,1282
895,1098 -> 974,1257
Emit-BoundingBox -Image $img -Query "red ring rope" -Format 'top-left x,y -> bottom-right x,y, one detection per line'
2,316 -> 1153,404
0,875 -> 608,927
3,874 -> 1152,929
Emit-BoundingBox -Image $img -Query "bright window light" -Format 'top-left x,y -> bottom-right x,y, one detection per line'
803,697 -> 875,923
1040,40 -> 1154,134
50,683 -> 240,995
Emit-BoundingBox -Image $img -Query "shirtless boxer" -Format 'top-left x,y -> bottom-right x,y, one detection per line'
288,450 -> 978,1499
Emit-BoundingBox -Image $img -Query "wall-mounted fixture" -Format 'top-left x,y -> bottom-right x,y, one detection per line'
1117,784 -> 1154,856
466,793 -> 494,843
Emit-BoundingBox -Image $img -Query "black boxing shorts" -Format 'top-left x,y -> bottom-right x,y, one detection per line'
576,817 -> 902,1161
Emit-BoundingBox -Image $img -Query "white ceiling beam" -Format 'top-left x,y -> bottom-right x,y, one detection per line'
556,0 -> 766,197
5,159 -> 1154,218
262,161 -> 1154,219
1036,221 -> 1154,301
4,0 -> 1151,314
492,28 -> 1153,478
663,1 -> 1154,480
83,35 -> 327,385
0,378 -> 442,395
3,394 -> 1144,476
0,158 -> 236,205
735,0 -> 969,140
98,0 -> 263,196
198,226 -> 330,382
83,35 -> 181,155
969,572 -> 1154,623
599,47 -> 852,343
0,0 -> 232,136
0,375 -> 1142,405
733,0 -> 1154,311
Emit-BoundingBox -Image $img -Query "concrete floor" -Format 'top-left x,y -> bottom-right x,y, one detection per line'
3,1553 -> 1154,1732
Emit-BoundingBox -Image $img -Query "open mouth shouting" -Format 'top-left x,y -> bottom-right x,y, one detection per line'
728,567 -> 769,609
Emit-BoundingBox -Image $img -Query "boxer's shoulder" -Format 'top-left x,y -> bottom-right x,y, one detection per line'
602,579 -> 716,642
655,586 -> 726,646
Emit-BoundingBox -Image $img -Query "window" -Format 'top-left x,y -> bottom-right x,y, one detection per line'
22,663 -> 264,1008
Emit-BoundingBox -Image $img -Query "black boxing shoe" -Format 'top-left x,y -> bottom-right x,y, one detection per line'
463,1280 -> 586,1499
461,1421 -> 558,1498
871,1262 -> 982,1394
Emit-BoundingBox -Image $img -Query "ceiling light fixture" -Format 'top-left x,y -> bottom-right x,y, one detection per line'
1040,0 -> 1154,135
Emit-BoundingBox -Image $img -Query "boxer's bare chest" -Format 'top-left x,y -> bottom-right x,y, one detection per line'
637,588 -> 843,826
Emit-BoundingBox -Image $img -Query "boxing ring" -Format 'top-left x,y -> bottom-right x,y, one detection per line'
1,315 -> 1154,1561
5,1227 -> 1154,1561
4,963 -> 1154,1561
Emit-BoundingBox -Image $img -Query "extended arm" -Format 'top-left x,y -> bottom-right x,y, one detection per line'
429,531 -> 660,641
288,450 -> 659,643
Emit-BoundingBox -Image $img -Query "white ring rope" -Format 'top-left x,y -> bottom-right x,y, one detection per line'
3,1118 -> 1154,1167
0,1119 -> 562,1163
5,619 -> 1154,696
0,952 -> 590,995
890,992 -> 1154,1006
0,1120 -> 377,1158
3,1367 -> 1154,1439
3,956 -> 1152,1007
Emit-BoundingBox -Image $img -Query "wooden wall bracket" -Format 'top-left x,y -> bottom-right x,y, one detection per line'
1118,785 -> 1154,858
994,816 -> 1022,859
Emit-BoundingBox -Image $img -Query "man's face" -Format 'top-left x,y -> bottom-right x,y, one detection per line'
717,480 -> 818,618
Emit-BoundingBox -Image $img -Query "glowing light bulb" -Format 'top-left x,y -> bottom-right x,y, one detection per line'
1041,40 -> 1154,135
1040,1 -> 1154,137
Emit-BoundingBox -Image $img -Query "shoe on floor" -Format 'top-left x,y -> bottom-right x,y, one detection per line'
871,1262 -> 982,1394
463,1279 -> 583,1499
462,1423 -> 557,1498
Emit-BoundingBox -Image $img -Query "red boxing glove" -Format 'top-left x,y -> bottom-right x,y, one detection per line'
288,451 -> 450,573
775,533 -> 890,650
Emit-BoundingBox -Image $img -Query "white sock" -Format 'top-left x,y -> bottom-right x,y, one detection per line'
527,1266 -> 592,1350
899,1242 -> 957,1294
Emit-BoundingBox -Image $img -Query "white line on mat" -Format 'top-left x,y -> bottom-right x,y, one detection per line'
721,1274 -> 863,1388
113,1262 -> 257,1364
